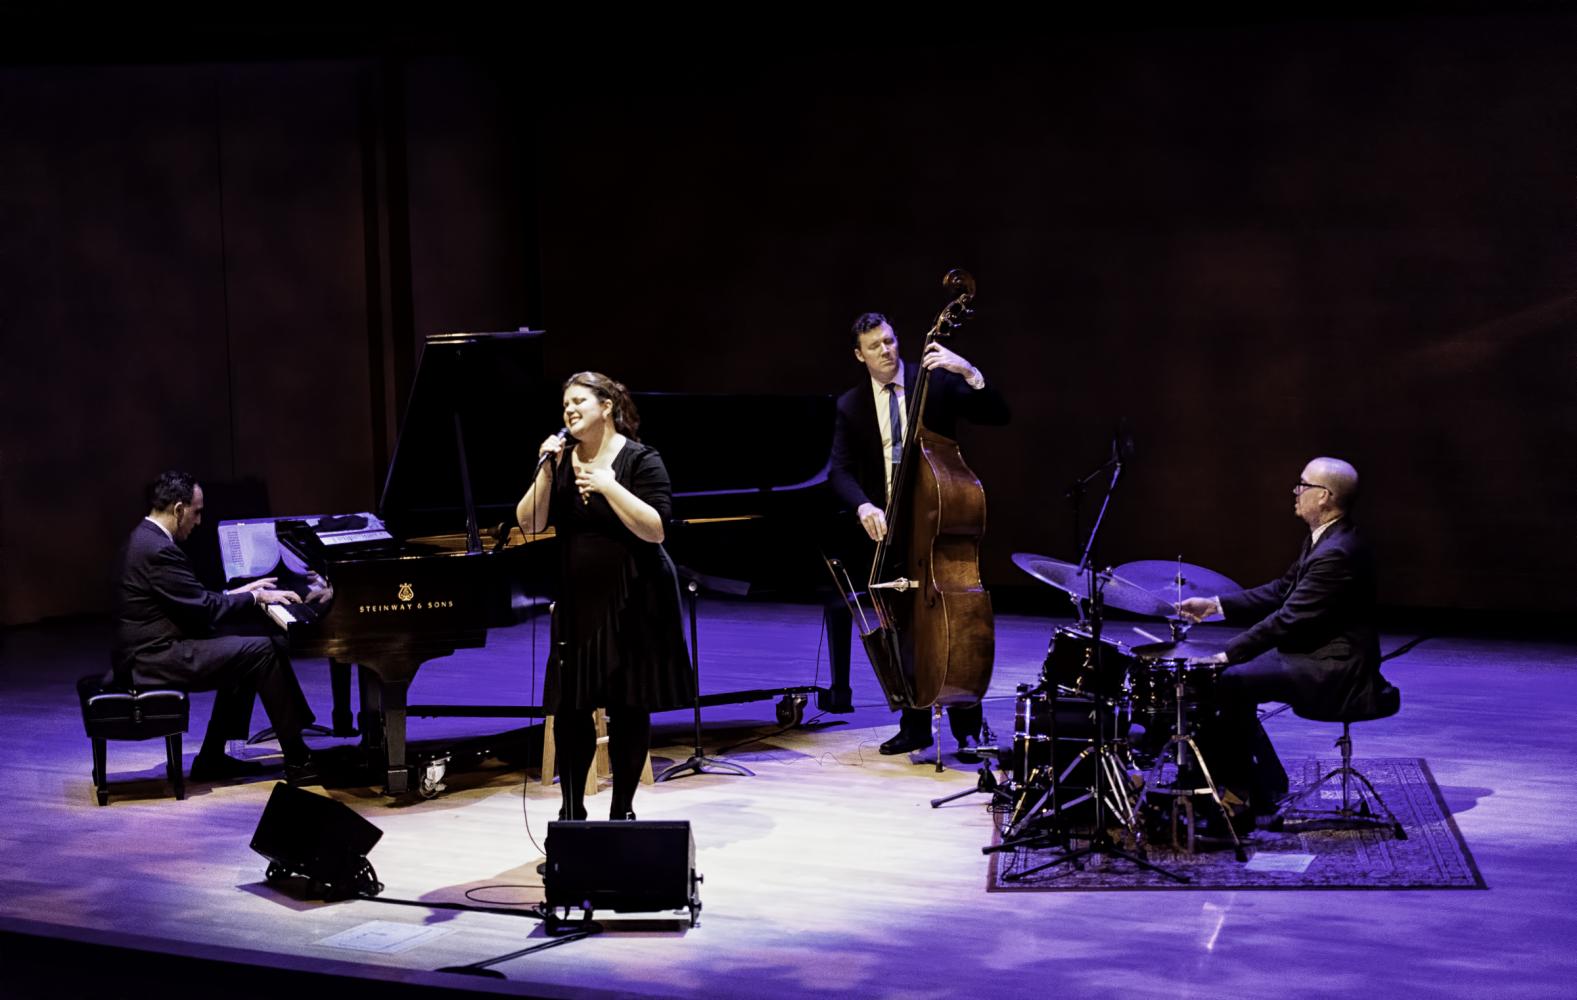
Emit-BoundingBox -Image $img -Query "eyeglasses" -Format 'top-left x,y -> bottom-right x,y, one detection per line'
1293,480 -> 1332,495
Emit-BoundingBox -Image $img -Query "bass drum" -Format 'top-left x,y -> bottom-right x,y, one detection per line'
1009,687 -> 1137,831
1042,625 -> 1136,701
1010,688 -> 1130,786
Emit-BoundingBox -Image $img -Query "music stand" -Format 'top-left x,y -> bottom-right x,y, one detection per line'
656,575 -> 754,782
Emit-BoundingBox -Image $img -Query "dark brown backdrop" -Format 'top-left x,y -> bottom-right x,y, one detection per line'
3,19 -> 1574,625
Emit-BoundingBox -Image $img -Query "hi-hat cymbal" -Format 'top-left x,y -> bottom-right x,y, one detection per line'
1131,636 -> 1231,660
1011,552 -> 1175,619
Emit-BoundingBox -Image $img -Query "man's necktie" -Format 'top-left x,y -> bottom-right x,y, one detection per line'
885,382 -> 904,471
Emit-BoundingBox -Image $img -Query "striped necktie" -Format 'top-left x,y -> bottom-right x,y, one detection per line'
885,382 -> 904,471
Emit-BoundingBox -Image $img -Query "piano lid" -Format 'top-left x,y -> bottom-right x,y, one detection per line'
379,329 -> 557,540
631,392 -> 834,498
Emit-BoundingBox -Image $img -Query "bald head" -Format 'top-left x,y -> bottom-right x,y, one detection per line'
1305,456 -> 1359,511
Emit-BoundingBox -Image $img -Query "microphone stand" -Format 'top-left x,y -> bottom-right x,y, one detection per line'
1005,448 -> 1186,883
656,571 -> 754,782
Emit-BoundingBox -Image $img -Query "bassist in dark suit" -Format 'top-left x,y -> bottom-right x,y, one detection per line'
825,312 -> 1010,759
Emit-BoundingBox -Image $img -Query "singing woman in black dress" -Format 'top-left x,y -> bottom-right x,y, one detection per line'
516,372 -> 693,820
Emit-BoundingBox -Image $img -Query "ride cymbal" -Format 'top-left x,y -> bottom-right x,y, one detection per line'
1011,552 -> 1174,618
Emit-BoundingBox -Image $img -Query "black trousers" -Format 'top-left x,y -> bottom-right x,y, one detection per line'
1198,653 -> 1293,807
553,708 -> 651,819
125,634 -> 315,749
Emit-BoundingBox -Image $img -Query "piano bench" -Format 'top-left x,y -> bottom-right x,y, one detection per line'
540,709 -> 655,790
77,675 -> 190,806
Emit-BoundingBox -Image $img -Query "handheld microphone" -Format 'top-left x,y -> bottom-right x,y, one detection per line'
533,428 -> 570,475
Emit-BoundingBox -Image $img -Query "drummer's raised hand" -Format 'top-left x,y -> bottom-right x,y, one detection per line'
1176,597 -> 1218,623
856,502 -> 887,541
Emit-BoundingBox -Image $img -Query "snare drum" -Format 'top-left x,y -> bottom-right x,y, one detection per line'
1042,625 -> 1136,701
1128,658 -> 1221,763
1131,657 -> 1220,713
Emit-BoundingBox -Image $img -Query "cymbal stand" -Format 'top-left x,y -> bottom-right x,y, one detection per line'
656,577 -> 754,782
1006,445 -> 1186,883
1139,660 -> 1246,861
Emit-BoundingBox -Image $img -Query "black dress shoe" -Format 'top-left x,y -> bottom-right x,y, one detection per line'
878,731 -> 933,756
190,753 -> 272,782
557,805 -> 589,821
610,810 -> 636,821
955,734 -> 982,764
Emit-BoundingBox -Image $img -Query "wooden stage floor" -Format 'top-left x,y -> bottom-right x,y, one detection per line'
2,601 -> 1575,999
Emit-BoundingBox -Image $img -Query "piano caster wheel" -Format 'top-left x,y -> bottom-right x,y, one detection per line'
775,694 -> 806,728
417,756 -> 449,799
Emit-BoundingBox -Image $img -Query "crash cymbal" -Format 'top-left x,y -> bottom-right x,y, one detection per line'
1131,636 -> 1231,660
1011,552 -> 1175,619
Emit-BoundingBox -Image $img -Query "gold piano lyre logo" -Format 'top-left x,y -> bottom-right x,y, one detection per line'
397,582 -> 415,603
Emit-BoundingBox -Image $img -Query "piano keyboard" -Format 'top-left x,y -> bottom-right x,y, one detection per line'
265,601 -> 326,630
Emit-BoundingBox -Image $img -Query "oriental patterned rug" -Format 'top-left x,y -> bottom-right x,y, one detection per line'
986,757 -> 1485,891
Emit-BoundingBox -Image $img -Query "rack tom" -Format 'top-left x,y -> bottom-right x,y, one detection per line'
1043,625 -> 1136,701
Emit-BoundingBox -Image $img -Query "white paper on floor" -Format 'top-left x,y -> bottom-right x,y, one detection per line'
314,920 -> 457,954
1243,852 -> 1317,873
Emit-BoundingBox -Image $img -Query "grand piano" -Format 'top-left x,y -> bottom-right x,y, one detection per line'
269,330 -> 837,795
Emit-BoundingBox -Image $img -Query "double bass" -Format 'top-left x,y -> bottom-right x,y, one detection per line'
851,269 -> 996,722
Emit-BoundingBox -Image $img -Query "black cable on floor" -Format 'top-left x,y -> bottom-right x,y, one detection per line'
435,924 -> 600,978
354,891 -> 546,919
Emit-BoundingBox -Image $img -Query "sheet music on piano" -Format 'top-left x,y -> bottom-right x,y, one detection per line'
218,514 -> 392,584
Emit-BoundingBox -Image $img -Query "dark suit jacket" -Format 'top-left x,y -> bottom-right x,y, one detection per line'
1219,517 -> 1385,718
828,362 -> 1011,511
112,519 -> 257,680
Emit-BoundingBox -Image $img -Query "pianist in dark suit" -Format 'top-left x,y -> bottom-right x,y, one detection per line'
826,312 -> 1010,760
112,470 -> 319,783
1177,456 -> 1387,817
517,372 -> 694,821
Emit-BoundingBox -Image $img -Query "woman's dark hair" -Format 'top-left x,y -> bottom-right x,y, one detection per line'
563,371 -> 641,440
148,469 -> 197,511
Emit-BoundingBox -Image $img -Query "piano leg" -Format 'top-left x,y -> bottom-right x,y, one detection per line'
330,659 -> 357,737
381,679 -> 411,795
352,667 -> 417,795
358,671 -> 383,755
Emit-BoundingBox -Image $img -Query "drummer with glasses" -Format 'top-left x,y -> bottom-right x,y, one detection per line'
1173,457 -> 1386,821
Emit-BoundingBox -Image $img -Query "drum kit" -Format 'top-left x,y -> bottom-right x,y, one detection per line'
994,552 -> 1251,864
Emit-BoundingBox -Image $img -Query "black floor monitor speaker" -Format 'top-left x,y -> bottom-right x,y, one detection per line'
544,820 -> 701,926
250,782 -> 384,898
